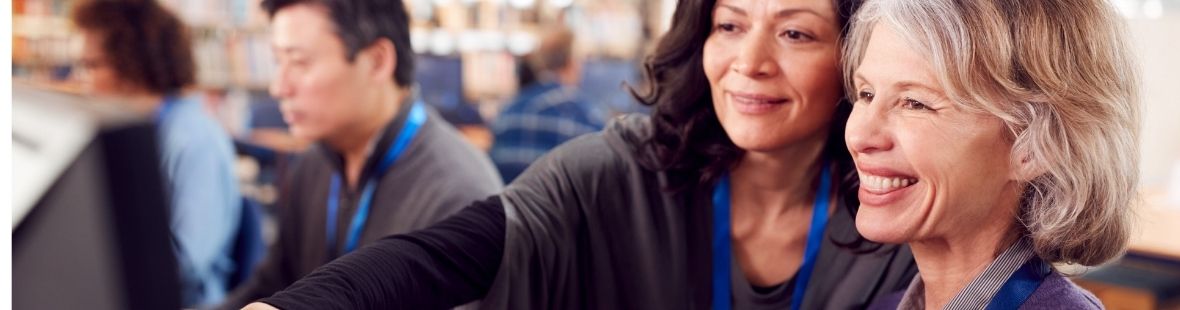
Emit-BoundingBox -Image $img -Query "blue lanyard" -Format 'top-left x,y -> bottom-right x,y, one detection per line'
325,102 -> 427,257
155,95 -> 180,123
985,257 -> 1050,310
711,165 -> 832,310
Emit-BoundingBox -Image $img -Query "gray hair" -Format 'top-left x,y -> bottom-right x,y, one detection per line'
843,0 -> 1141,266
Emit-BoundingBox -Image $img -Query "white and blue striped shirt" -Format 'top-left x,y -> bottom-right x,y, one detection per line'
897,238 -> 1039,310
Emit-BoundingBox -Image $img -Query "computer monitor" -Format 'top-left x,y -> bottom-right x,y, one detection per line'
12,85 -> 180,310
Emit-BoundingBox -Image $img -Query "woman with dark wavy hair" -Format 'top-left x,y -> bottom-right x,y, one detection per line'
245,0 -> 915,309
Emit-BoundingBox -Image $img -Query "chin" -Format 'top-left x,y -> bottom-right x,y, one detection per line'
288,126 -> 322,142
854,209 -> 915,244
729,132 -> 806,154
726,124 -> 823,154
732,139 -> 786,153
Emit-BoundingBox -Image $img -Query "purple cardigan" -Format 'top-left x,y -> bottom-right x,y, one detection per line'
869,272 -> 1104,309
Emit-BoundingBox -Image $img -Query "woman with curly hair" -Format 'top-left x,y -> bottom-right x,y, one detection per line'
72,0 -> 243,307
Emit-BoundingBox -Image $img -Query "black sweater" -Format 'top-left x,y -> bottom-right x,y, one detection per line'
258,115 -> 916,309
264,196 -> 505,309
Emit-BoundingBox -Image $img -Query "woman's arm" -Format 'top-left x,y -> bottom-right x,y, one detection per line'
251,196 -> 507,310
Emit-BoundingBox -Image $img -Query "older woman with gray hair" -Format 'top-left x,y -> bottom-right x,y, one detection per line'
842,0 -> 1138,308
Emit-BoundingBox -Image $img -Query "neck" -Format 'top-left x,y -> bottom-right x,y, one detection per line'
558,66 -> 579,86
726,133 -> 829,286
327,87 -> 405,188
122,92 -> 166,115
729,132 -> 828,216
912,222 -> 1020,309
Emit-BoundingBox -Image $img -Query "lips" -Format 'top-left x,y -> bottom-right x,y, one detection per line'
282,110 -> 305,124
856,167 -> 920,206
729,91 -> 789,114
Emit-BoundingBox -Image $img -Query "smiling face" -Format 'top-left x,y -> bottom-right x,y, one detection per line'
845,24 -> 1024,244
703,0 -> 844,154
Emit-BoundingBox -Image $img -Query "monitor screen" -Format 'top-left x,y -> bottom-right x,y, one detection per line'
13,85 -> 180,310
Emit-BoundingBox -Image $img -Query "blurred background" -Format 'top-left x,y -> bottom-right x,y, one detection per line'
9,0 -> 1180,309
13,0 -> 666,264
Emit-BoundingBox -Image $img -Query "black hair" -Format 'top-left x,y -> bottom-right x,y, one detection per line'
628,0 -> 879,251
630,0 -> 862,190
263,0 -> 415,87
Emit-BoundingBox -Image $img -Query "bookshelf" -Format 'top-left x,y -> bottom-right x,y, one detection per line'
11,0 -> 662,143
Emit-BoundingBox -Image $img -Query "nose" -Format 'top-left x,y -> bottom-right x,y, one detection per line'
269,65 -> 292,100
731,31 -> 780,78
845,102 -> 893,156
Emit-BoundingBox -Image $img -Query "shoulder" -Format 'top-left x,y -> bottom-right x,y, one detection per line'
161,96 -> 222,133
604,113 -> 653,142
160,97 -> 234,153
402,113 -> 503,192
525,85 -> 579,110
866,290 -> 905,310
1021,272 -> 1103,310
157,100 -> 238,175
496,114 -> 652,201
287,146 -> 331,175
497,114 -> 666,227
280,147 -> 333,198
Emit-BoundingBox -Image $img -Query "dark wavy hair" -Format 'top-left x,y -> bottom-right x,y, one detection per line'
630,0 -> 873,249
72,0 -> 195,95
632,0 -> 862,188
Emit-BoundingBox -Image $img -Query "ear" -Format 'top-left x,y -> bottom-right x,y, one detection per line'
1009,146 -> 1049,182
357,38 -> 397,84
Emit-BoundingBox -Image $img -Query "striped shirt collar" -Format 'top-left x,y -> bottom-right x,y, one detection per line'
897,238 -> 1037,310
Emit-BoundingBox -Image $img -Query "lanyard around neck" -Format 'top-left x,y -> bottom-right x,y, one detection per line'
325,102 -> 426,258
155,95 -> 180,123
985,257 -> 1050,310
711,164 -> 832,310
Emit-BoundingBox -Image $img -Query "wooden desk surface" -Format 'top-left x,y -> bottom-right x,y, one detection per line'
1130,189 -> 1180,261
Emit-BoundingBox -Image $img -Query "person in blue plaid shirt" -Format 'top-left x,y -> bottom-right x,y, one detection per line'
490,27 -> 607,183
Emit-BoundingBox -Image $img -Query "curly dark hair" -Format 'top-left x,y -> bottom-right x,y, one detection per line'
631,0 -> 862,193
72,0 -> 195,95
630,0 -> 876,251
